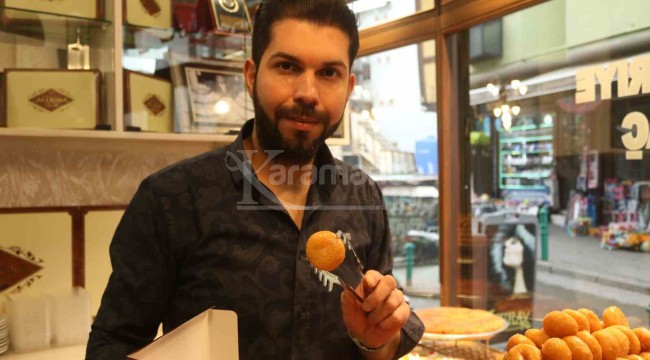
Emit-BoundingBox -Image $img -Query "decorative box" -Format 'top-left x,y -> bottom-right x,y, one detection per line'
124,0 -> 172,29
124,70 -> 173,133
1,0 -> 102,20
197,0 -> 252,33
4,69 -> 101,129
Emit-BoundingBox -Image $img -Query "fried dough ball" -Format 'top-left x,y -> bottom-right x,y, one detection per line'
508,343 -> 543,360
542,338 -> 572,360
602,306 -> 629,328
593,329 -> 622,360
628,355 -> 645,360
605,327 -> 631,357
577,330 -> 604,360
639,353 -> 650,360
564,309 -> 591,332
306,230 -> 345,271
579,308 -> 604,332
612,325 -> 641,355
634,328 -> 650,352
525,328 -> 550,349
564,335 -> 595,360
543,311 -> 579,338
508,334 -> 537,351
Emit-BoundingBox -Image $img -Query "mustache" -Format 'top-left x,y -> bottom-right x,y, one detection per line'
275,103 -> 329,123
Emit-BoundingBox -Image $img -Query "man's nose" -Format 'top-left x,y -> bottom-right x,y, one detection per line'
294,73 -> 319,105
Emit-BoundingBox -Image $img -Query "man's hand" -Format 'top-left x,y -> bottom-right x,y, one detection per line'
340,270 -> 410,358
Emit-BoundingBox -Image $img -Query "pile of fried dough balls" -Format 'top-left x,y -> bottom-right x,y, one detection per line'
505,306 -> 650,360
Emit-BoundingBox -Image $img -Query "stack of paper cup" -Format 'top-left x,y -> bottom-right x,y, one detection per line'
0,313 -> 8,355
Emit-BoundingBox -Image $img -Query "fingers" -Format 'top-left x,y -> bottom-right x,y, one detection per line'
377,301 -> 410,330
361,272 -> 396,312
365,287 -> 404,326
360,272 -> 410,329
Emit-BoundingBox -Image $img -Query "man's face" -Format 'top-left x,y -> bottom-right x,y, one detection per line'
244,19 -> 356,164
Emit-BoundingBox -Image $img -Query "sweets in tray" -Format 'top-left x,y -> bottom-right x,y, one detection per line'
504,306 -> 650,360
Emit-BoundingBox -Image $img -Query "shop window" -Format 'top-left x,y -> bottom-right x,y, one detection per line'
464,0 -> 650,345
329,41 -> 438,308
350,0 -> 431,29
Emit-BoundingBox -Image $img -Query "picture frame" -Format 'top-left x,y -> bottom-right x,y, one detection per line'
326,105 -> 351,146
124,0 -> 173,29
0,0 -> 103,20
4,69 -> 101,130
124,70 -> 174,133
171,57 -> 252,134
197,0 -> 252,33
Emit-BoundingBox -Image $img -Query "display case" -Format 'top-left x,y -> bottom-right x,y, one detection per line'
498,115 -> 555,204
0,3 -> 115,132
0,0 -> 255,145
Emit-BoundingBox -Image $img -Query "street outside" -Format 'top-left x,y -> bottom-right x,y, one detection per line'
392,223 -> 650,329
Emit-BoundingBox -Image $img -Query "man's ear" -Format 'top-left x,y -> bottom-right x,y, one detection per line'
244,59 -> 257,97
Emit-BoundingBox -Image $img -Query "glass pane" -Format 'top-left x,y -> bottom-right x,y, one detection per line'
0,5 -> 115,130
329,40 -> 439,310
350,0 -> 433,29
466,0 -> 650,346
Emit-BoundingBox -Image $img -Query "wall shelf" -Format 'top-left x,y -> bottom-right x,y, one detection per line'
0,127 -> 232,144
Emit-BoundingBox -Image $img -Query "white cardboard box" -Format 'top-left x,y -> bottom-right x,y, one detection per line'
127,309 -> 238,360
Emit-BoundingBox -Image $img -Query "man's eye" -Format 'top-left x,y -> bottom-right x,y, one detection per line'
279,62 -> 294,71
321,68 -> 338,77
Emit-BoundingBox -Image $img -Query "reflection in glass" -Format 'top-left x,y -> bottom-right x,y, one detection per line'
330,39 -> 438,309
467,0 -> 650,342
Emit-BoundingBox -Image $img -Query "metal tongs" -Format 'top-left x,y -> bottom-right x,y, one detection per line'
312,231 -> 366,303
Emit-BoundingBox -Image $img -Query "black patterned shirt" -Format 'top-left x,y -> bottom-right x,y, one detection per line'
86,120 -> 424,360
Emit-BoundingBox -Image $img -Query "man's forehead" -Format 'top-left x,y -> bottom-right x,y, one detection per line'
265,19 -> 351,61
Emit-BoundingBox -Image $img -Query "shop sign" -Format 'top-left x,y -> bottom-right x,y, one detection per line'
575,54 -> 650,160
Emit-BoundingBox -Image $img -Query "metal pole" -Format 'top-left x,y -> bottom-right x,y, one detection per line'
405,242 -> 415,286
540,206 -> 549,261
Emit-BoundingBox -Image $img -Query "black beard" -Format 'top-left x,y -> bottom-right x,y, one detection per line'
252,84 -> 340,165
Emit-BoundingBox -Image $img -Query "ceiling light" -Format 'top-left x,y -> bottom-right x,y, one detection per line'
493,107 -> 502,117
214,100 -> 230,115
512,106 -> 521,116
544,114 -> 554,124
518,85 -> 528,95
502,112 -> 512,130
487,83 -> 500,96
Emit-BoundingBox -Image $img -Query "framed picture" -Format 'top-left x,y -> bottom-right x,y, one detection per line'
4,69 -> 101,130
1,0 -> 103,20
124,70 -> 174,133
124,0 -> 173,29
197,0 -> 252,33
326,105 -> 351,146
172,58 -> 252,134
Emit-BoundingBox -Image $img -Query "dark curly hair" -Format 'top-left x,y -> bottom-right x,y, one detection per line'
251,0 -> 359,68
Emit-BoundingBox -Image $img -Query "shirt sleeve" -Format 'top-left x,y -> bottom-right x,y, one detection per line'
86,178 -> 174,360
368,182 -> 425,359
